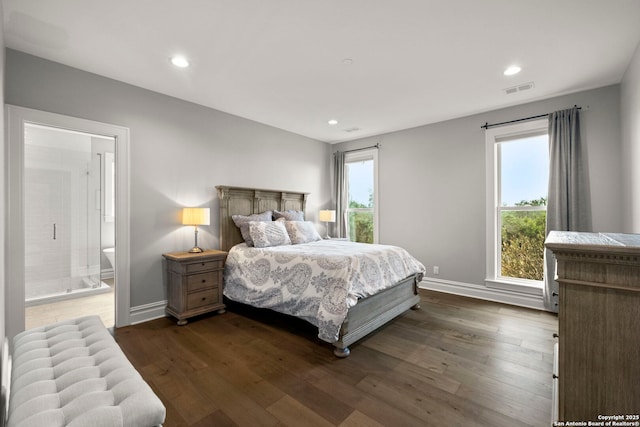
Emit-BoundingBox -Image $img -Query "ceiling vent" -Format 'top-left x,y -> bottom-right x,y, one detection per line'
504,81 -> 534,95
344,127 -> 361,133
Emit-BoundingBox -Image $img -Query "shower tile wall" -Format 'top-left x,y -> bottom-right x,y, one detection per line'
24,143 -> 93,298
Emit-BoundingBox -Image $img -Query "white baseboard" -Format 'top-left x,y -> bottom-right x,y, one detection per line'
420,278 -> 547,311
129,300 -> 167,325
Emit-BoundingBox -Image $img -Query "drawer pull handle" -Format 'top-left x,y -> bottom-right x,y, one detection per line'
201,263 -> 206,266
201,297 -> 207,301
553,333 -> 559,338
552,292 -> 558,297
552,374 -> 559,379
202,279 -> 206,283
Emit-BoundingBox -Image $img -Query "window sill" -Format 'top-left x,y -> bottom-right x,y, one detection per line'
485,278 -> 543,296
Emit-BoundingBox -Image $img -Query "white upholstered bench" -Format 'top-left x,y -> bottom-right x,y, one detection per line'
2,316 -> 165,427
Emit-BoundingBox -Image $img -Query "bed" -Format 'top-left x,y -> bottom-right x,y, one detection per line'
216,185 -> 425,357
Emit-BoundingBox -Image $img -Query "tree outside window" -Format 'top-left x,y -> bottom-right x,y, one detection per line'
500,198 -> 546,280
348,190 -> 374,243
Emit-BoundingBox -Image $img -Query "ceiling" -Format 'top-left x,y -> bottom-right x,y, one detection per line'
3,1 -> 640,143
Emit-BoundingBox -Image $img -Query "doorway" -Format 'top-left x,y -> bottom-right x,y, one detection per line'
6,106 -> 131,339
23,124 -> 115,328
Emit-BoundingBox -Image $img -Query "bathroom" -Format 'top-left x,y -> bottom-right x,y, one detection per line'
23,123 -> 116,328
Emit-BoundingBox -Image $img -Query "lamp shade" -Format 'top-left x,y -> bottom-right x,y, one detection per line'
319,210 -> 336,222
182,207 -> 210,226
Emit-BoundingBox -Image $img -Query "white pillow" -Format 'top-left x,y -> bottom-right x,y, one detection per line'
284,221 -> 323,244
249,221 -> 292,248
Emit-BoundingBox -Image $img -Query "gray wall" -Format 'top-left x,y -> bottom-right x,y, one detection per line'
5,49 -> 332,309
621,42 -> 640,233
334,85 -> 623,287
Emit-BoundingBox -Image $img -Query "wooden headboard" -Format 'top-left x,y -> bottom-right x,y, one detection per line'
216,186 -> 309,252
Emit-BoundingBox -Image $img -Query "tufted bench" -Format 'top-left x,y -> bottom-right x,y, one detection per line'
5,316 -> 165,427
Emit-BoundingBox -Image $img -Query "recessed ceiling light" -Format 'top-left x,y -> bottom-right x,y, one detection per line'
328,119 -> 338,125
170,56 -> 190,68
504,65 -> 521,76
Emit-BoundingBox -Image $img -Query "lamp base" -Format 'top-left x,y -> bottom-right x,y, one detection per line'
188,226 -> 204,253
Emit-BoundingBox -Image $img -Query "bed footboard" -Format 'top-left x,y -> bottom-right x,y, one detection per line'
333,272 -> 422,357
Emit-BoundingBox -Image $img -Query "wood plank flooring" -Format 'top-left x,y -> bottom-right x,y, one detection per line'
115,290 -> 558,427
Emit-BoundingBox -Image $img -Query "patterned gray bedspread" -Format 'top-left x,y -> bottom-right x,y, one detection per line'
223,239 -> 426,342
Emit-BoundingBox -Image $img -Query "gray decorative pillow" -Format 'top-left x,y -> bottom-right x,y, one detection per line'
249,221 -> 292,248
274,209 -> 305,221
232,211 -> 273,247
284,221 -> 323,244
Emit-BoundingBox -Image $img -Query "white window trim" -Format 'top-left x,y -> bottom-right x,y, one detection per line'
344,148 -> 379,243
485,118 -> 547,292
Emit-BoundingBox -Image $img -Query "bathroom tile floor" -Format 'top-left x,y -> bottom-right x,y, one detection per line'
25,279 -> 115,330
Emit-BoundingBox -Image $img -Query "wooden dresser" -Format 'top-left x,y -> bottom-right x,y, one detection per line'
163,250 -> 227,325
545,231 -> 640,423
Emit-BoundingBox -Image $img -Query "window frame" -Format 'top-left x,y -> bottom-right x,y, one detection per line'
344,148 -> 379,243
485,119 -> 548,292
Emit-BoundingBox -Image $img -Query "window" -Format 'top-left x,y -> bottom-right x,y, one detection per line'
344,149 -> 378,243
486,119 -> 548,288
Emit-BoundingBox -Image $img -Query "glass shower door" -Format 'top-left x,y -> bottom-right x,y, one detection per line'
23,123 -> 105,307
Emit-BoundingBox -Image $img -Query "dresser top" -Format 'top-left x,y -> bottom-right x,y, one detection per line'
545,231 -> 640,254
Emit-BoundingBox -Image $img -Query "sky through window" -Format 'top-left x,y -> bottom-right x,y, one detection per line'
500,135 -> 548,206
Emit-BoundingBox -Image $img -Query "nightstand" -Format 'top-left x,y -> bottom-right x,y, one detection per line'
162,249 -> 227,325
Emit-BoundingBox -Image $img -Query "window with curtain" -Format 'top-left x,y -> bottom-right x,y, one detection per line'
485,119 -> 548,288
344,149 -> 378,243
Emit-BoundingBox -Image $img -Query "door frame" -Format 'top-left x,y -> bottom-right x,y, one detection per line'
6,105 -> 131,339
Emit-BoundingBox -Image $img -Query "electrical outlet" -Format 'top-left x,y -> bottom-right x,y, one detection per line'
433,266 -> 439,275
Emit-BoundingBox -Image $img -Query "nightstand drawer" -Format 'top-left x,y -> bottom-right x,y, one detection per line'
186,288 -> 219,310
186,271 -> 219,292
186,260 -> 223,274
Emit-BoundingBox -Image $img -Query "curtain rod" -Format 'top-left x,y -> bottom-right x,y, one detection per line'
336,143 -> 380,155
481,105 -> 581,130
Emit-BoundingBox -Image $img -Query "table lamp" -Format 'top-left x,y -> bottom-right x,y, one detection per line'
319,209 -> 336,239
182,207 -> 210,253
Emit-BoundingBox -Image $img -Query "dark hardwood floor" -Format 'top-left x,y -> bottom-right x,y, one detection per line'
115,290 -> 558,427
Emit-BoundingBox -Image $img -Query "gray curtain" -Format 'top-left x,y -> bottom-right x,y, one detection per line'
333,151 -> 346,238
544,107 -> 591,312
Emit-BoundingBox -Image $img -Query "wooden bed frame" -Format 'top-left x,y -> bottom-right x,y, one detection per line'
216,185 -> 423,357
